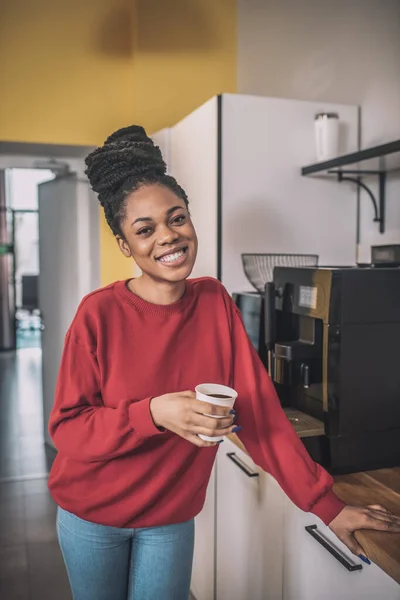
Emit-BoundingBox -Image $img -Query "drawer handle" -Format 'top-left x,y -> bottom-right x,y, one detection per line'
226,452 -> 259,478
305,525 -> 362,572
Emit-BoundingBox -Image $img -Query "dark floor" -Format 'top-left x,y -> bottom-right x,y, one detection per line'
0,348 -> 72,600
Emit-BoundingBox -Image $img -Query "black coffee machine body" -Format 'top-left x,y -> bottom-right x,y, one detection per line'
270,267 -> 400,474
235,267 -> 400,474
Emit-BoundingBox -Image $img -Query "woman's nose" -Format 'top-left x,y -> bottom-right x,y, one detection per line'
157,224 -> 179,246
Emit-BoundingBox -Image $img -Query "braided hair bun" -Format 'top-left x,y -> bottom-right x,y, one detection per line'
85,125 -> 188,236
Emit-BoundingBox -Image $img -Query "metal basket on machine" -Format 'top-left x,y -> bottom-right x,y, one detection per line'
241,253 -> 319,293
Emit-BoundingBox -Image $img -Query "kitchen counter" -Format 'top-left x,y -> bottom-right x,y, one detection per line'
333,468 -> 400,584
227,434 -> 400,584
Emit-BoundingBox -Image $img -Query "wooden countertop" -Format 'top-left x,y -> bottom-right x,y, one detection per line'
227,434 -> 400,584
333,468 -> 400,584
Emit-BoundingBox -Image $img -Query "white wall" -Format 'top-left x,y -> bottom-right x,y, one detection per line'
237,0 -> 400,262
221,94 -> 358,293
151,128 -> 171,174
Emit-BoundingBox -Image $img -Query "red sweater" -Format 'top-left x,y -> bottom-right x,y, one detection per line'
48,277 -> 345,527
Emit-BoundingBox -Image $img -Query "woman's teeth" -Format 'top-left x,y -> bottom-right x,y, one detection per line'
158,249 -> 185,263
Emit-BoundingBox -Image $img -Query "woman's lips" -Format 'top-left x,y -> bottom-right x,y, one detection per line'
156,246 -> 188,266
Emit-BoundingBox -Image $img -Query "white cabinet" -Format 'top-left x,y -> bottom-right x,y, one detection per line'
215,438 -> 285,600
191,467 -> 216,600
283,499 -> 400,600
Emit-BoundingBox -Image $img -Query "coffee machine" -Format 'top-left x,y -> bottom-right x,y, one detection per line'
264,266 -> 400,474
233,254 -> 319,372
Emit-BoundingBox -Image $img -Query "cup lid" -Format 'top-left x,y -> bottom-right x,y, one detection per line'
315,112 -> 339,120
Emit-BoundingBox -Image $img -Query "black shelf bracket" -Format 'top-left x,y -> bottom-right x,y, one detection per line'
329,170 -> 386,234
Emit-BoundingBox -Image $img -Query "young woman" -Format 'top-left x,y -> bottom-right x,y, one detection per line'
48,125 -> 400,600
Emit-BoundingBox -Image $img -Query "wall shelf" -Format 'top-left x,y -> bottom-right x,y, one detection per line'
301,139 -> 400,234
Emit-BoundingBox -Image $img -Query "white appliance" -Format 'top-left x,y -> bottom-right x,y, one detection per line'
39,174 -> 100,448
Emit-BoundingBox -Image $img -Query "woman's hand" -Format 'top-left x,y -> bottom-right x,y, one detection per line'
329,504 -> 400,559
150,391 -> 236,447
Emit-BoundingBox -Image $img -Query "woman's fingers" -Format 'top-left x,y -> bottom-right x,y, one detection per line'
192,414 -> 234,429
364,512 -> 400,531
362,506 -> 395,520
189,414 -> 237,438
193,425 -> 236,438
192,400 -> 233,417
349,505 -> 400,531
366,506 -> 400,522
181,399 -> 237,442
330,505 -> 400,534
337,531 -> 366,558
184,411 -> 234,430
367,504 -> 392,514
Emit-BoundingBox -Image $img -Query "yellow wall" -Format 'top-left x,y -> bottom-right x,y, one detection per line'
132,0 -> 237,133
0,0 -> 135,145
0,0 -> 237,285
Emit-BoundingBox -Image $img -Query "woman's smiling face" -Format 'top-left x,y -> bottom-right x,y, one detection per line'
117,183 -> 198,284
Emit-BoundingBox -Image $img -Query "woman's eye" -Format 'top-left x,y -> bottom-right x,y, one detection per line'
137,227 -> 152,236
172,215 -> 186,224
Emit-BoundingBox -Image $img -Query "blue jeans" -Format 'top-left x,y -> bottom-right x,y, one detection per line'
57,507 -> 194,600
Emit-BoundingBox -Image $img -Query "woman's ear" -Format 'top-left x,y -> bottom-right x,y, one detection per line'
116,236 -> 132,258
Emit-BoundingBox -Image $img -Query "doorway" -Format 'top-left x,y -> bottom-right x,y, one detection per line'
6,169 -> 55,350
0,141 -> 99,446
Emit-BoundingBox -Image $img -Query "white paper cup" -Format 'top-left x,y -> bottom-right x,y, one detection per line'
195,383 -> 238,442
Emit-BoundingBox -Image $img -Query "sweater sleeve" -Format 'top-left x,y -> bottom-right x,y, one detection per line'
48,331 -> 165,462
230,303 -> 345,525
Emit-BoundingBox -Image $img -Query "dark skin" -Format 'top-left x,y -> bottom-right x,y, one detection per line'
116,183 -> 400,559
